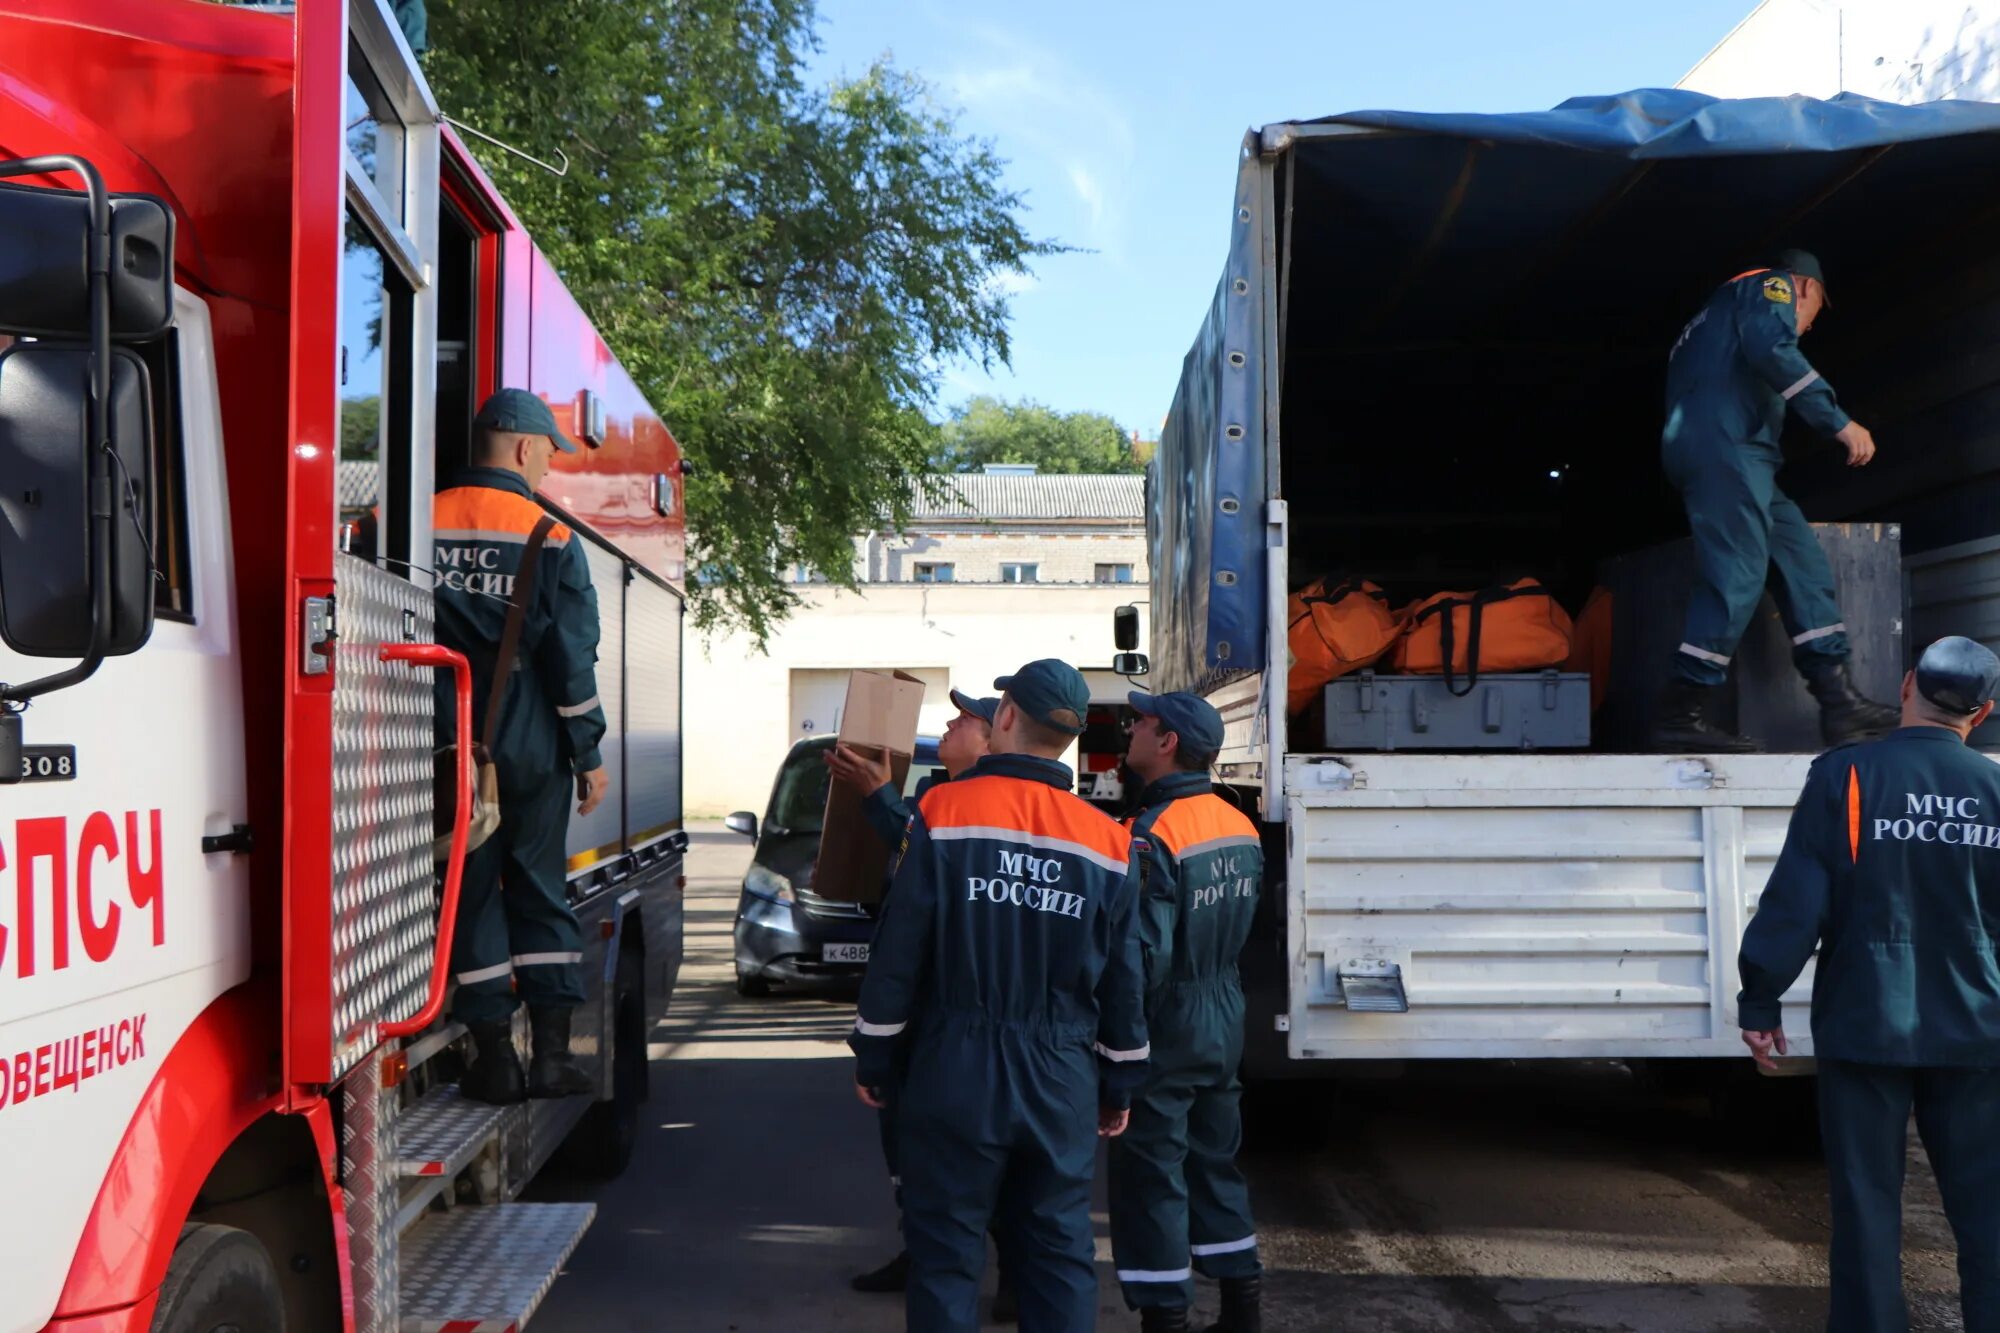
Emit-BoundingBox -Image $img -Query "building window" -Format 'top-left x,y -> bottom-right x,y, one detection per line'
1095,563 -> 1134,584
1000,563 -> 1039,584
914,562 -> 955,583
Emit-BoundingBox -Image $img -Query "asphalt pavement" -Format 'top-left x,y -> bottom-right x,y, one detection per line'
532,824 -> 1972,1333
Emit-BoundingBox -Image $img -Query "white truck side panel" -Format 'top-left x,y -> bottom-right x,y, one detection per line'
0,294 -> 251,1333
566,539 -> 628,868
1284,753 -> 1816,1060
624,575 -> 683,848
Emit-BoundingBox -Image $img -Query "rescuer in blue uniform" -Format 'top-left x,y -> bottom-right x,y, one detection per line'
434,389 -> 610,1104
828,689 -> 1008,1311
1738,635 -> 2000,1333
851,659 -> 1150,1332
1654,249 -> 1900,753
1110,692 -> 1264,1333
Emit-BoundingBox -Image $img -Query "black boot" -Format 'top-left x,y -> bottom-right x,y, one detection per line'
1805,660 -> 1901,746
458,1020 -> 525,1105
1141,1306 -> 1191,1333
1203,1274 -> 1263,1333
1650,678 -> 1759,753
849,1250 -> 908,1294
527,1007 -> 594,1098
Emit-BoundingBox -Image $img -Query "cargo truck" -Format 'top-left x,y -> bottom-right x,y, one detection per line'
1132,89 -> 2000,1089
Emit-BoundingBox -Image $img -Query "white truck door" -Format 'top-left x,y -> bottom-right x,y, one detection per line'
0,291 -> 251,1333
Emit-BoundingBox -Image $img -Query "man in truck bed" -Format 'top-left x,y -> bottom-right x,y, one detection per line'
1653,249 -> 1901,753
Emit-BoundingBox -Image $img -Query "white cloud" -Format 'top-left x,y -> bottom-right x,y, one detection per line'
983,269 -> 1041,298
939,22 -> 1135,261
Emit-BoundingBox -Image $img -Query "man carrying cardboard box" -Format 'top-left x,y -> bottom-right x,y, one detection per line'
850,659 -> 1151,1331
828,688 -> 1011,1311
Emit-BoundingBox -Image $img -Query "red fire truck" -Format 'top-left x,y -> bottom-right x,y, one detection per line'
0,2 -> 688,1329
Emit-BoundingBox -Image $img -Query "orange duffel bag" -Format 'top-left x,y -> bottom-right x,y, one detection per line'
1391,578 -> 1573,696
1286,577 -> 1402,715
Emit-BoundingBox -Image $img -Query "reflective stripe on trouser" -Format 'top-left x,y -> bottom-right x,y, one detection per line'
897,1023 -> 1097,1332
1665,442 -> 1849,687
1110,987 -> 1260,1310
449,770 -> 586,1025
1818,1060 -> 2000,1333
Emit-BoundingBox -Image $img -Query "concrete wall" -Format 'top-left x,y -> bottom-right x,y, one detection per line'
685,583 -> 1150,817
1682,0 -> 2000,102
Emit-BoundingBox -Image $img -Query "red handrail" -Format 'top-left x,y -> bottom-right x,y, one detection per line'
378,642 -> 473,1039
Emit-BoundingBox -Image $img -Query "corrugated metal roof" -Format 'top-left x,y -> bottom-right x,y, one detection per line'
907,474 -> 1143,523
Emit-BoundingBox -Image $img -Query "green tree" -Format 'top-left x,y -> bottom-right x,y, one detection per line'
423,0 -> 1056,640
933,395 -> 1141,474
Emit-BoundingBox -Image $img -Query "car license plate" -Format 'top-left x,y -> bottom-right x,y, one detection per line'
824,942 -> 870,964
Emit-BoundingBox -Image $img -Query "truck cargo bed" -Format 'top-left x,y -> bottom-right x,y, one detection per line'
1282,752 -> 1813,1061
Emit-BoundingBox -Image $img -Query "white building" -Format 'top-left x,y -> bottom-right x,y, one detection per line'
1681,0 -> 2000,102
684,471 -> 1149,817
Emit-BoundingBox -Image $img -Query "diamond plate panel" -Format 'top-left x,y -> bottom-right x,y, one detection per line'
342,1049 -> 400,1333
399,1203 -> 596,1330
332,554 -> 439,1079
396,1085 -> 511,1179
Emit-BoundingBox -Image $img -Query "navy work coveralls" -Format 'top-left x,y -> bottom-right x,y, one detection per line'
433,468 -> 608,1025
1739,727 -> 2000,1333
1663,268 -> 1853,686
851,753 -> 1150,1332
859,770 -> 942,1194
1109,773 -> 1263,1310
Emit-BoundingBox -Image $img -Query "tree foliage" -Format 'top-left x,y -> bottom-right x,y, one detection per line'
933,395 -> 1143,474
424,0 -> 1057,639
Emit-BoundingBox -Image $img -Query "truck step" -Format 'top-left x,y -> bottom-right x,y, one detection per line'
396,1085 -> 512,1180
399,1202 -> 595,1333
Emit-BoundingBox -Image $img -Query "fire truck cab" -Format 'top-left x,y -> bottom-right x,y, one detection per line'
0,2 -> 687,1330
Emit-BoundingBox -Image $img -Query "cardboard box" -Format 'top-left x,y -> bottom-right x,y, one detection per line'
815,669 -> 927,902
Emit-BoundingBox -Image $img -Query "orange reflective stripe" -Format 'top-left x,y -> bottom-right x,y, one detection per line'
1848,764 -> 1862,863
1727,267 -> 1772,285
920,776 -> 1131,863
1149,793 -> 1258,856
433,486 -> 573,543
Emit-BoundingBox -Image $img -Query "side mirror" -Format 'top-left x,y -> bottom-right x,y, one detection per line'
0,182 -> 174,339
1114,604 -> 1141,652
0,342 -> 155,657
1113,652 -> 1150,677
725,811 -> 759,839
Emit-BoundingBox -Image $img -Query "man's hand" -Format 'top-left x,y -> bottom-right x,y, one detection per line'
856,1081 -> 887,1110
576,765 -> 610,817
1742,1027 -> 1789,1073
826,743 -> 893,793
1098,1106 -> 1131,1138
1836,420 -> 1877,467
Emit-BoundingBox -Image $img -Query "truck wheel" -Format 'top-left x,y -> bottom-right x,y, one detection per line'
149,1223 -> 286,1333
562,944 -> 650,1178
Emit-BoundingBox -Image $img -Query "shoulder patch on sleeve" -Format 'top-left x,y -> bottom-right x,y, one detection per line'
1763,275 -> 1793,304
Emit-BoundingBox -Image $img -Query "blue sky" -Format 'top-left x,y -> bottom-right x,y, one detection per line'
807,0 -> 1760,436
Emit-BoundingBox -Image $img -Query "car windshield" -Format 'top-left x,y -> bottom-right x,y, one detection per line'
767,750 -> 832,836
766,751 -> 946,836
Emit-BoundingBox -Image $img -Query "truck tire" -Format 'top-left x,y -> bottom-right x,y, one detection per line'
562,942 -> 650,1178
149,1223 -> 286,1333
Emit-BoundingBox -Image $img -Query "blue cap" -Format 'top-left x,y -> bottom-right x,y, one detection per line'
1128,690 -> 1224,757
994,659 -> 1090,736
948,688 -> 1000,725
1916,636 -> 2000,715
1774,248 -> 1830,307
474,388 -> 578,453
